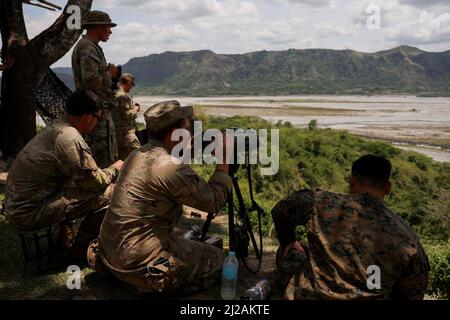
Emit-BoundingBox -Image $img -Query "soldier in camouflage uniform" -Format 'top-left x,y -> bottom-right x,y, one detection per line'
4,89 -> 123,250
272,155 -> 430,300
71,10 -> 119,168
113,73 -> 141,160
94,101 -> 231,295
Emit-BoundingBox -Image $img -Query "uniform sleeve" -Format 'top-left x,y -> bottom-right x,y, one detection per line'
55,134 -> 119,192
79,53 -> 103,92
78,46 -> 113,103
117,95 -> 138,120
158,160 -> 232,213
271,189 -> 315,247
392,247 -> 430,300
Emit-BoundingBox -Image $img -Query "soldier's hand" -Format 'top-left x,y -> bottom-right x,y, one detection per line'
0,56 -> 14,71
109,64 -> 119,79
283,241 -> 305,257
112,160 -> 124,170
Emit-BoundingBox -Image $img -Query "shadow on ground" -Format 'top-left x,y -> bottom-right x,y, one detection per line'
0,210 -> 282,300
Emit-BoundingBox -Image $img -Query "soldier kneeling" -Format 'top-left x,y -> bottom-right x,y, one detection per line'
4,89 -> 123,258
272,155 -> 430,300
92,101 -> 231,296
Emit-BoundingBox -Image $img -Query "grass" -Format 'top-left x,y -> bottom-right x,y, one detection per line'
209,98 -> 407,104
193,104 -> 364,118
0,114 -> 449,300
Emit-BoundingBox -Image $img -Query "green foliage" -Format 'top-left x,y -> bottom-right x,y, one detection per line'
308,119 -> 318,131
426,241 -> 450,299
36,125 -> 45,134
194,115 -> 450,241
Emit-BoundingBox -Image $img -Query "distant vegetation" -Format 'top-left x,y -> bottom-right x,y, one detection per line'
120,46 -> 450,96
1,115 -> 449,299
192,115 -> 450,298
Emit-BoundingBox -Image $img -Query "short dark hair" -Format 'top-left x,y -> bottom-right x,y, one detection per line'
66,89 -> 102,116
147,118 -> 186,142
351,154 -> 392,188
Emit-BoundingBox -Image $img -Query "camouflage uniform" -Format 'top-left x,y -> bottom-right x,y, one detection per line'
3,118 -> 119,237
113,87 -> 141,160
97,100 -> 232,295
72,36 -> 118,168
272,190 -> 430,300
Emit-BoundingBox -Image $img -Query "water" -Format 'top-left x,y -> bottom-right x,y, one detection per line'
221,251 -> 239,300
37,95 -> 450,162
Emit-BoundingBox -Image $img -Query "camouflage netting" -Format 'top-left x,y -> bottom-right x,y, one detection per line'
36,69 -> 72,125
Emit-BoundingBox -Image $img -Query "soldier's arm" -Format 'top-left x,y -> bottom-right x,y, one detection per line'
271,190 -> 314,247
55,134 -> 119,192
79,54 -> 104,91
160,160 -> 232,213
392,248 -> 430,300
118,95 -> 138,119
74,143 -> 119,192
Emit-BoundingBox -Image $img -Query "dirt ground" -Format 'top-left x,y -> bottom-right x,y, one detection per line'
0,204 -> 282,300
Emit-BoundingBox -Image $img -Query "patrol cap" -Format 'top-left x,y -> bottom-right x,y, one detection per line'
82,10 -> 117,29
144,101 -> 193,132
121,73 -> 135,84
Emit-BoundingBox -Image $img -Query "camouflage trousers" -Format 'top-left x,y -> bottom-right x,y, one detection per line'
275,244 -> 307,300
116,131 -> 141,161
86,109 -> 118,168
8,185 -> 113,245
95,236 -> 225,296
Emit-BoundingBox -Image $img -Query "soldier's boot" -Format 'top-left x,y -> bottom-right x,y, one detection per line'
274,247 -> 306,292
57,222 -> 77,249
87,239 -> 113,278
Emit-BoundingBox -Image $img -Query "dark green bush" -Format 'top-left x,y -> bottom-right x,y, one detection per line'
427,241 -> 450,299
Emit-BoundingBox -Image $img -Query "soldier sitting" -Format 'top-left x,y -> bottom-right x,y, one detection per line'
4,89 -> 123,255
94,100 -> 231,296
272,154 -> 430,300
113,73 -> 141,160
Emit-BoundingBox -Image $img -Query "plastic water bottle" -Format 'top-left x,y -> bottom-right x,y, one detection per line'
221,251 -> 239,300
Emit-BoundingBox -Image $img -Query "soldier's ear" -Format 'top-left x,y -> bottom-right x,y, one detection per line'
384,181 -> 392,196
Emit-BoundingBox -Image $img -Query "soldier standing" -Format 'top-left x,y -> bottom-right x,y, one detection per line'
72,10 -> 119,168
113,73 -> 141,160
92,101 -> 232,295
272,155 -> 430,300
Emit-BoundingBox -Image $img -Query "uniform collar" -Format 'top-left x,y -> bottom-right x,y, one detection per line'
82,35 -> 104,52
147,138 -> 170,153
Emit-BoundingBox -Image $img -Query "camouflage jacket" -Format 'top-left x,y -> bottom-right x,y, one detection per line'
71,36 -> 114,109
99,139 -> 232,270
272,190 -> 430,300
113,87 -> 138,135
4,118 -> 119,226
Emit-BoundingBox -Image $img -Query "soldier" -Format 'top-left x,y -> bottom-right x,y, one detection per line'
72,10 -> 119,168
113,73 -> 141,160
272,154 -> 430,300
3,89 -> 123,253
92,101 -> 231,295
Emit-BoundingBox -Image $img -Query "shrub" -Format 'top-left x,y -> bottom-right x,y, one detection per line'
427,241 -> 450,299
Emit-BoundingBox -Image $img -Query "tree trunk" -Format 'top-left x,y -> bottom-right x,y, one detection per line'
0,0 -> 93,162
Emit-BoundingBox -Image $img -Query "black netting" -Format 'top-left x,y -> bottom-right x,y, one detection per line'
36,69 -> 72,126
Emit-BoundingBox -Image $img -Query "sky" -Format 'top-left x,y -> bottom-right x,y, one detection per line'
20,0 -> 450,68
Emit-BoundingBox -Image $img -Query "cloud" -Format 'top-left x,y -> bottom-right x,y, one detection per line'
96,0 -> 258,20
388,11 -> 450,45
398,0 -> 450,8
273,0 -> 334,7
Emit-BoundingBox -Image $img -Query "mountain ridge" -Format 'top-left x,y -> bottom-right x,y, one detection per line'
121,46 -> 450,96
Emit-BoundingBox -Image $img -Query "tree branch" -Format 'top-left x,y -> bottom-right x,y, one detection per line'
28,0 -> 93,67
0,0 -> 28,61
